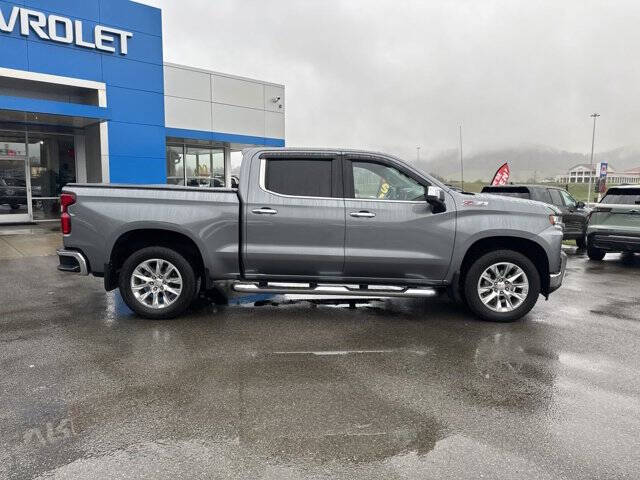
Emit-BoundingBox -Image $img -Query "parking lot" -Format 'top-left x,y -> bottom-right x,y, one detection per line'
1,246 -> 639,479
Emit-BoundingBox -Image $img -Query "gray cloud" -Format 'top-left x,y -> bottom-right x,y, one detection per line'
143,0 -> 640,160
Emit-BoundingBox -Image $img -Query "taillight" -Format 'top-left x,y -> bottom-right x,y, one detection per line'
60,193 -> 76,235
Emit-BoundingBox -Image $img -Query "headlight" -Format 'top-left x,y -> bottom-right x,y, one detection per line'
549,215 -> 563,229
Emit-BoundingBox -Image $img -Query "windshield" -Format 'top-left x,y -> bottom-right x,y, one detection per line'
601,188 -> 640,205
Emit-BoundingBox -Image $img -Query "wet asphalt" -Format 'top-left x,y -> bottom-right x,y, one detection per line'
1,248 -> 639,479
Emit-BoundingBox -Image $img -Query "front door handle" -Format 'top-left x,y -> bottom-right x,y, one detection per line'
350,211 -> 376,218
252,207 -> 278,215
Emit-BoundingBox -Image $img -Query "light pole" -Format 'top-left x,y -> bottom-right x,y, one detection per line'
459,125 -> 464,191
587,113 -> 600,205
416,146 -> 421,162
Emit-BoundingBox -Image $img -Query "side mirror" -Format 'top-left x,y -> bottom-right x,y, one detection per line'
426,186 -> 446,213
426,186 -> 445,203
576,201 -> 585,209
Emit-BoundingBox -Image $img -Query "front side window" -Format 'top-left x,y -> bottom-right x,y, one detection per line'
264,159 -> 333,197
352,161 -> 425,201
559,190 -> 577,208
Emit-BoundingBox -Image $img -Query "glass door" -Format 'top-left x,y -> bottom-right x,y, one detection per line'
0,130 -> 31,224
28,133 -> 76,221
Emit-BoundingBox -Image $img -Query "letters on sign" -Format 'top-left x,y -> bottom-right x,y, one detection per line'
0,6 -> 133,55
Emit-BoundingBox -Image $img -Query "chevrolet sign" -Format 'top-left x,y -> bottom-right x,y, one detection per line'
0,6 -> 133,55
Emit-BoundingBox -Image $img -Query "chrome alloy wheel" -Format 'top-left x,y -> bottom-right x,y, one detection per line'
477,262 -> 529,313
130,259 -> 183,309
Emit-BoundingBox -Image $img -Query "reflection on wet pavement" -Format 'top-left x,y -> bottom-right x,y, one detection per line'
1,248 -> 639,479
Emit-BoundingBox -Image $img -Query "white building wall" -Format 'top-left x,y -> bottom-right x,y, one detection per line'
163,63 -> 285,141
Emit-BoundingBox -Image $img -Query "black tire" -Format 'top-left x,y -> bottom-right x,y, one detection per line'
587,244 -> 606,261
9,203 -> 20,210
462,250 -> 541,323
575,235 -> 587,250
119,246 -> 197,319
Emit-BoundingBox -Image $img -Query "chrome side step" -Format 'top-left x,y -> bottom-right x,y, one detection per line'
232,282 -> 438,298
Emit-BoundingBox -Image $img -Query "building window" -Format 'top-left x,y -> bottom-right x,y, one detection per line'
166,145 -> 184,185
166,143 -> 225,187
186,146 -> 224,187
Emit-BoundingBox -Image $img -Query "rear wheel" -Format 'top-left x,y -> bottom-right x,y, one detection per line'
575,235 -> 587,250
119,246 -> 197,319
463,250 -> 541,322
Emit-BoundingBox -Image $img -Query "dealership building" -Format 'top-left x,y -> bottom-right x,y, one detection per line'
0,0 -> 285,223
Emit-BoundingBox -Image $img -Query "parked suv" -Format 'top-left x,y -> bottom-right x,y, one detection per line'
481,185 -> 589,248
587,186 -> 640,260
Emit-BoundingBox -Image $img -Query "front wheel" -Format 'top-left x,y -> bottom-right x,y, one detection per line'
119,246 -> 197,319
587,244 -> 606,261
463,250 -> 541,322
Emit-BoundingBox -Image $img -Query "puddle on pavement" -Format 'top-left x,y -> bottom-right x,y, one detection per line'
253,421 -> 445,464
590,299 -> 640,321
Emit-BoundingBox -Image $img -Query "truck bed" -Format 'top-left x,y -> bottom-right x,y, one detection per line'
61,183 -> 241,279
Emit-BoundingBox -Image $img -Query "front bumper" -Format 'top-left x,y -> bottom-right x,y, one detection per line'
589,232 -> 640,252
57,249 -> 90,276
549,251 -> 567,294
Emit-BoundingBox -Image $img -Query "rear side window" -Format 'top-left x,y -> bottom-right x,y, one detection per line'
548,189 -> 564,207
601,188 -> 640,205
481,187 -> 530,199
264,159 -> 333,197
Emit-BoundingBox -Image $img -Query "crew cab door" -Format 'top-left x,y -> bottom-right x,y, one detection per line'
243,153 -> 345,277
342,155 -> 455,282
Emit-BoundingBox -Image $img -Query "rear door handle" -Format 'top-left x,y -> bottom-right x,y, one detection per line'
252,207 -> 278,215
350,211 -> 376,218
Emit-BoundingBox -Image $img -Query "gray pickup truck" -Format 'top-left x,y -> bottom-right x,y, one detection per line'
57,148 -> 566,322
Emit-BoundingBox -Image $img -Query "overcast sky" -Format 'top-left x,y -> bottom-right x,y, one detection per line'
143,0 -> 640,160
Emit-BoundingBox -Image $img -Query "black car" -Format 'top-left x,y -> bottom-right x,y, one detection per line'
0,177 -> 28,210
481,185 -> 590,248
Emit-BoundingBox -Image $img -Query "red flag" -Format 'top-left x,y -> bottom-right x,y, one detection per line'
491,163 -> 510,185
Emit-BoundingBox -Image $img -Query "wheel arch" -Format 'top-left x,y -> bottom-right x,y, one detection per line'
456,236 -> 551,297
105,227 -> 206,291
